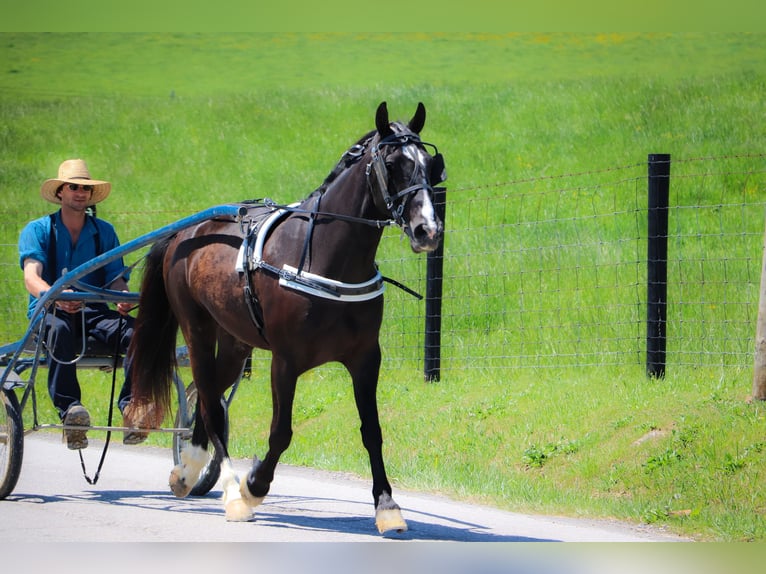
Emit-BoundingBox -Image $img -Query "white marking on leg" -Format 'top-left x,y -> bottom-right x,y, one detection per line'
220,458 -> 239,503
221,458 -> 252,521
169,444 -> 210,498
181,444 -> 210,480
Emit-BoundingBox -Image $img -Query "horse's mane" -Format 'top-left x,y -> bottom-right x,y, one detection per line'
306,119 -> 415,202
309,129 -> 377,198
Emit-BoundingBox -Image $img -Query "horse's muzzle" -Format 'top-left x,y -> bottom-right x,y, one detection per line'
408,219 -> 444,253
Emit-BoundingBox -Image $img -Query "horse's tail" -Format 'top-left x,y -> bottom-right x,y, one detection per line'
126,236 -> 177,425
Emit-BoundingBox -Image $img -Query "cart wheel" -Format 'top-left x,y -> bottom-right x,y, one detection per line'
172,381 -> 228,496
0,388 -> 24,500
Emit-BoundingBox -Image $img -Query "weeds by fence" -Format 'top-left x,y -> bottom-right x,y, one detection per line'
1,154 -> 764,380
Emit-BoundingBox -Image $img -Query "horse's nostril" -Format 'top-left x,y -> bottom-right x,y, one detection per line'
411,222 -> 442,248
413,224 -> 429,241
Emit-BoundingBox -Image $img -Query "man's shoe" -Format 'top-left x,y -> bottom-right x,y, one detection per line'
63,404 -> 90,450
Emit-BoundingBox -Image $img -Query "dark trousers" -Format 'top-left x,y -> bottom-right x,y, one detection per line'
45,304 -> 135,419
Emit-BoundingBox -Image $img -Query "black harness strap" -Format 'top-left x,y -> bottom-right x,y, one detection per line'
296,192 -> 321,275
243,274 -> 267,342
48,212 -> 102,285
382,275 -> 423,300
48,214 -> 56,282
240,209 -> 270,342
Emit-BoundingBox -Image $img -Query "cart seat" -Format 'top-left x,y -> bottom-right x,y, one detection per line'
12,335 -> 124,369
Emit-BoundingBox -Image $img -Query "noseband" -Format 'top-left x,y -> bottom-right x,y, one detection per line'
365,133 -> 440,227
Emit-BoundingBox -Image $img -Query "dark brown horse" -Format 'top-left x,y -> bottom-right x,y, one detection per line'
127,102 -> 445,533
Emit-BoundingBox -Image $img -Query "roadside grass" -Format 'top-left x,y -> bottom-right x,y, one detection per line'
2,33 -> 766,540
27,359 -> 765,541
218,361 -> 765,541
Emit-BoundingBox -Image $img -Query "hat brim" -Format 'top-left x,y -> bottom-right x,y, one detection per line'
41,177 -> 111,206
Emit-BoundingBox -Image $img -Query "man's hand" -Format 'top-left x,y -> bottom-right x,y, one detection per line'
55,289 -> 83,313
116,300 -> 134,315
115,287 -> 134,315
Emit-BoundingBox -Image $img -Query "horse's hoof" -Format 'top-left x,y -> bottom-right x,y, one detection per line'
225,497 -> 254,522
375,507 -> 408,534
169,465 -> 191,498
375,492 -> 408,534
239,475 -> 266,508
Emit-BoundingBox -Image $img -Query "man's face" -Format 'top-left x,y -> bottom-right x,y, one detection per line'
58,183 -> 94,211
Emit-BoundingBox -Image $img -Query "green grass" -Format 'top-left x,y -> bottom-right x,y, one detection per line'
2,33 -> 766,541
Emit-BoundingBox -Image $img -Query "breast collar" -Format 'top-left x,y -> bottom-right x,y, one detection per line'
236,204 -> 385,302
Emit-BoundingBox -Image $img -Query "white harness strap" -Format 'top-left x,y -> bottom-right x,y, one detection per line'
236,204 -> 385,302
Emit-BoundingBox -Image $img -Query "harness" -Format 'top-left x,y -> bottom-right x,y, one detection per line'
236,204 -> 387,303
235,130 -> 439,337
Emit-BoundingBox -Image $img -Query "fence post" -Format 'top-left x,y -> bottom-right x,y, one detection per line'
646,154 -> 671,378
424,186 -> 446,382
751,212 -> 766,400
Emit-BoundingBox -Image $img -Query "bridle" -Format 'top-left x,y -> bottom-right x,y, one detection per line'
257,131 -> 444,232
365,132 -> 443,228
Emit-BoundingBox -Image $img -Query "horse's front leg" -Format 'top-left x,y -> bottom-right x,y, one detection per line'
237,356 -> 297,516
350,345 -> 408,534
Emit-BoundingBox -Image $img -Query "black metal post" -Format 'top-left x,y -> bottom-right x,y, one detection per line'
646,154 -> 670,378
424,187 -> 446,382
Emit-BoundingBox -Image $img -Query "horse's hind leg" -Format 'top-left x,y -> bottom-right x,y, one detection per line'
349,344 -> 407,534
209,335 -> 255,521
170,378 -> 252,521
169,403 -> 249,520
169,408 -> 212,497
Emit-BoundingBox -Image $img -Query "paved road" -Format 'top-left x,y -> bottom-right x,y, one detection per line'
1,433 -> 688,543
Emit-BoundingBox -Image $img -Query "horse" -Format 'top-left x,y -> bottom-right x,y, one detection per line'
126,101 -> 445,534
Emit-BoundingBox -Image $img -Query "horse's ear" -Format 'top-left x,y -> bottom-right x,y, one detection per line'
376,101 -> 393,139
408,102 -> 426,134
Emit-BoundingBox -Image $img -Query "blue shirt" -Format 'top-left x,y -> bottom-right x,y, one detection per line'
18,210 -> 131,317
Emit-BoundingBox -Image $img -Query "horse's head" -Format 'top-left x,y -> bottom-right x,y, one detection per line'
367,101 -> 446,253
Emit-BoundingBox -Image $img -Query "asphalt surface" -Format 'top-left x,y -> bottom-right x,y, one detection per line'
1,433 -> 689,543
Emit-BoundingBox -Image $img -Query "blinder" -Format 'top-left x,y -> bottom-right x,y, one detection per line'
431,152 -> 446,185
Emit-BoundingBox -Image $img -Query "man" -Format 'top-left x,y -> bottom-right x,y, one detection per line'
18,158 -> 148,449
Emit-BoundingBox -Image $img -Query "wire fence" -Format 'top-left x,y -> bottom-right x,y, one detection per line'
423,153 -> 766,377
2,154 -> 765,380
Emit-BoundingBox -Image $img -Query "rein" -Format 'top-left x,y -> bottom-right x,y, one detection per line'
258,198 -> 396,230
78,313 -> 125,485
258,131 -> 440,231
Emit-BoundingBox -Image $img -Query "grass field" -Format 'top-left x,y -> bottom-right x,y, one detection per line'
1,33 -> 766,541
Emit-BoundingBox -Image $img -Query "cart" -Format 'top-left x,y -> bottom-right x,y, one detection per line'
0,205 -> 248,500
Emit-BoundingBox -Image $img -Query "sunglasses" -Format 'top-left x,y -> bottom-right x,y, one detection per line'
66,183 -> 94,192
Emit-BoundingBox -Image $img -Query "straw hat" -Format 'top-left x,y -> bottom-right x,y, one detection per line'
40,159 -> 111,205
